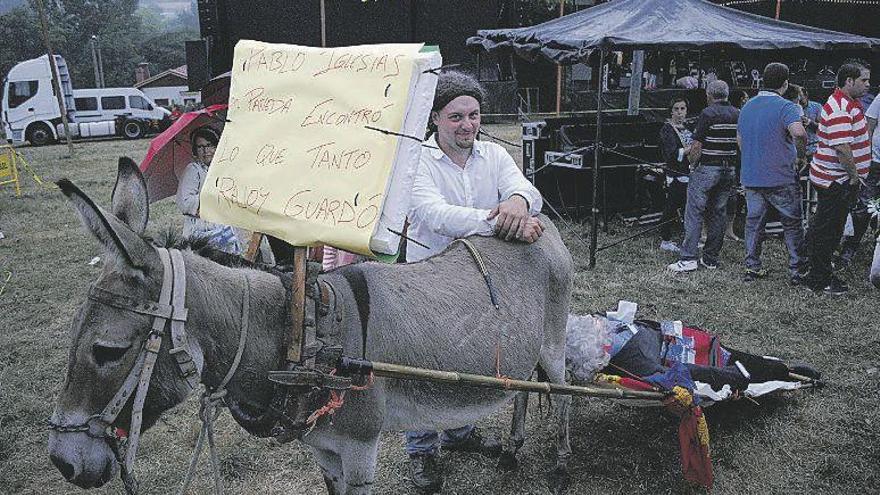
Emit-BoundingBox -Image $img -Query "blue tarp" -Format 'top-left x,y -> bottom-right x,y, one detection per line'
467,0 -> 880,64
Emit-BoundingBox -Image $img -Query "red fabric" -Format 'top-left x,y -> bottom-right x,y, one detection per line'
139,104 -> 228,203
681,326 -> 714,365
678,406 -> 714,489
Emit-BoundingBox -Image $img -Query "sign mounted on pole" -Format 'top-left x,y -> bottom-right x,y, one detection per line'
199,40 -> 441,258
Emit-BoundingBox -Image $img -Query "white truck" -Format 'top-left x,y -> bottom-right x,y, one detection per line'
2,54 -> 171,146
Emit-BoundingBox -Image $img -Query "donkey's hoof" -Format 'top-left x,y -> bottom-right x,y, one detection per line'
547,466 -> 570,495
497,451 -> 518,471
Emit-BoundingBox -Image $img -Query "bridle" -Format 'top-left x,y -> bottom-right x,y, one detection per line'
47,247 -> 237,494
47,245 -> 344,494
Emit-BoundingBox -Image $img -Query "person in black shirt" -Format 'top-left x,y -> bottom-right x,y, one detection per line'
658,97 -> 693,253
668,80 -> 740,272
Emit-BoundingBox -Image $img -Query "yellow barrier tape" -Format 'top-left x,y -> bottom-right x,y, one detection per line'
14,149 -> 57,190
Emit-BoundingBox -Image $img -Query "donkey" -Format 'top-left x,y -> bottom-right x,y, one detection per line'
48,158 -> 574,494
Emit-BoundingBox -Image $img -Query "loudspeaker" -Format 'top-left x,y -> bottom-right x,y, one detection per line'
186,40 -> 210,92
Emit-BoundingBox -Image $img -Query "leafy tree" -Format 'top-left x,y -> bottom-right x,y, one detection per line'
0,7 -> 43,79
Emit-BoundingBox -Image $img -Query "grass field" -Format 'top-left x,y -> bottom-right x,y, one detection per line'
0,129 -> 878,495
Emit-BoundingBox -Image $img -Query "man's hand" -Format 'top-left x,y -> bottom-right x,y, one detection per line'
518,216 -> 545,243
487,195 -> 529,241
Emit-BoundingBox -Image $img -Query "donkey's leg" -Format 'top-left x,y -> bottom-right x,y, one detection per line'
312,446 -> 345,495
539,345 -> 571,495
499,391 -> 529,470
338,436 -> 381,495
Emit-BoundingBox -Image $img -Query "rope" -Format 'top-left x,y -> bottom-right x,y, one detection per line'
478,128 -> 523,149
178,273 -> 251,495
494,343 -> 512,390
350,372 -> 374,392
306,390 -> 347,428
14,150 -> 57,190
450,238 -> 500,310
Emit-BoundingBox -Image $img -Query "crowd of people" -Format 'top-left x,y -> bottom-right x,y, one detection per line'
162,61 -> 877,297
659,61 -> 877,295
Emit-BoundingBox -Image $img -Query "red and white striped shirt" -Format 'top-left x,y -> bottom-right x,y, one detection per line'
810,89 -> 871,188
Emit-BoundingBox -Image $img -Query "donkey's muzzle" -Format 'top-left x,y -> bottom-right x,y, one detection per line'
50,452 -> 115,488
49,430 -> 118,488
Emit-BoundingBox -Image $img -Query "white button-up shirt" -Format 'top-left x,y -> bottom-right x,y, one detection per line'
406,135 -> 542,262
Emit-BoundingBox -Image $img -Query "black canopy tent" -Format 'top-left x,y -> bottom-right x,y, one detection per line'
467,0 -> 880,268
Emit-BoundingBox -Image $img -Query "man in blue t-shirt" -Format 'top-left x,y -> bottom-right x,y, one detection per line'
737,62 -> 808,283
800,88 -> 823,156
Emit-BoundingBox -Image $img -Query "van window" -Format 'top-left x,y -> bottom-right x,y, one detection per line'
129,95 -> 152,110
7,80 -> 39,108
101,96 -> 126,110
74,97 -> 98,111
154,98 -> 170,107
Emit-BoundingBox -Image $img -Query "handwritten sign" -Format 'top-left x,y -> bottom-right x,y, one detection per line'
200,40 -> 433,256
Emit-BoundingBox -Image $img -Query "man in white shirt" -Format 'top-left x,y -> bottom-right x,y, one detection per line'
838,90 -> 880,268
404,70 -> 543,492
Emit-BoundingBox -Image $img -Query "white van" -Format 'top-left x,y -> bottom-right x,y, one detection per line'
71,88 -> 170,140
72,88 -> 169,124
2,55 -> 170,145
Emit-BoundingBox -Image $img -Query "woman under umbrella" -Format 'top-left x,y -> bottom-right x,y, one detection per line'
176,126 -> 241,255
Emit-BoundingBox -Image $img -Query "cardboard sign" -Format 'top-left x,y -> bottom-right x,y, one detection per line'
199,40 -> 440,256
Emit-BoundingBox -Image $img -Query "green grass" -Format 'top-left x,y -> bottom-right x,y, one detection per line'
0,130 -> 878,494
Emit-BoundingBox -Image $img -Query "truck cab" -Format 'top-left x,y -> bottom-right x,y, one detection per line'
2,54 -> 74,145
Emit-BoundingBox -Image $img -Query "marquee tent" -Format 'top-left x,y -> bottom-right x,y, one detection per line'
467,0 -> 880,267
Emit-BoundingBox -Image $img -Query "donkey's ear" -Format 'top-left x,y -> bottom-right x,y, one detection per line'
111,157 -> 149,235
58,178 -> 155,272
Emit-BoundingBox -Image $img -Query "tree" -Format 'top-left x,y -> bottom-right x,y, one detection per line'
0,7 -> 43,80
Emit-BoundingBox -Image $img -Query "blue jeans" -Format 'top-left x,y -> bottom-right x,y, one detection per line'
405,425 -> 474,456
680,165 -> 736,264
743,184 -> 807,274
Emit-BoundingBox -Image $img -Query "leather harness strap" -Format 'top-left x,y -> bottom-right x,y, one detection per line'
168,249 -> 199,390
124,247 -> 179,474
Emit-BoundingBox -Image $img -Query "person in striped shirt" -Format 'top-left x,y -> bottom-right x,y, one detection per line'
668,80 -> 740,272
803,62 -> 871,295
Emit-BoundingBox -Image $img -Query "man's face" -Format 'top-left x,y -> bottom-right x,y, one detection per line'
432,95 -> 481,152
845,69 -> 871,99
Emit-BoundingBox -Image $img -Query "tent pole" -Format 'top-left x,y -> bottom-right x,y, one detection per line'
589,48 -> 606,269
555,0 -> 564,115
320,0 -> 327,48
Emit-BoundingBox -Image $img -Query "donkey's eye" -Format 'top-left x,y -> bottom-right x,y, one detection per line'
92,343 -> 132,366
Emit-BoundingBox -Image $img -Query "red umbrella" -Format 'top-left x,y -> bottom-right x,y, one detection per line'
139,104 -> 228,203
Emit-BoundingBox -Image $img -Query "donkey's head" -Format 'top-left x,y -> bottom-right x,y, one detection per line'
48,158 -> 201,489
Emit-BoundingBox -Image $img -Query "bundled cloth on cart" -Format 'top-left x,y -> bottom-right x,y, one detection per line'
564,301 -> 821,489
565,300 -> 820,401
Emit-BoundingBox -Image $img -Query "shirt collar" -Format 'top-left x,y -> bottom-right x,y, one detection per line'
428,134 -> 486,162
833,88 -> 859,109
757,90 -> 782,98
